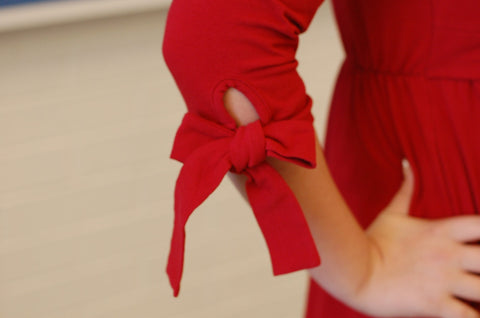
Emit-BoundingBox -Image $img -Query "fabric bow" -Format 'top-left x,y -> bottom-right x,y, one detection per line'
167,112 -> 321,296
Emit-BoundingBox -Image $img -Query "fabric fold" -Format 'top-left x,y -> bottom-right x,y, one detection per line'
167,111 -> 320,296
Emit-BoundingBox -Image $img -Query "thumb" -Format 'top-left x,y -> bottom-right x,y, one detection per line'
385,159 -> 415,214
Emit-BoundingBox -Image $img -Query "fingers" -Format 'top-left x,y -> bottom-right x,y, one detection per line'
385,159 -> 415,214
450,272 -> 480,303
402,158 -> 414,188
440,297 -> 480,318
435,216 -> 480,242
460,245 -> 480,273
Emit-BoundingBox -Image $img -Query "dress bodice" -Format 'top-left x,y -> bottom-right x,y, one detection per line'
332,0 -> 480,80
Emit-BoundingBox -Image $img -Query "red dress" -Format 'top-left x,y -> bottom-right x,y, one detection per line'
163,0 -> 480,317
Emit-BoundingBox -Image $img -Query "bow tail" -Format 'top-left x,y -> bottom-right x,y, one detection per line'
166,217 -> 187,297
167,141 -> 231,297
245,163 -> 321,275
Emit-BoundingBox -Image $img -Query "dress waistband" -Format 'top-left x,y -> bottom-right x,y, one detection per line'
344,38 -> 480,82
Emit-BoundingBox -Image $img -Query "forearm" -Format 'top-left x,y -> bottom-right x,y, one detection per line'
228,131 -> 372,300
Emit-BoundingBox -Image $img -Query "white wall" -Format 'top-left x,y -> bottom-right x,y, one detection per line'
0,0 -> 171,32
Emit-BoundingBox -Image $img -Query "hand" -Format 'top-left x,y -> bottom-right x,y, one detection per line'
351,162 -> 480,318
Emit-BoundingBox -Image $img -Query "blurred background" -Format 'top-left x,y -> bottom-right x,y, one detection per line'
0,0 -> 343,317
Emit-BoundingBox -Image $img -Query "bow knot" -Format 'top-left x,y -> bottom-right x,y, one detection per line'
229,120 -> 266,172
167,112 -> 320,297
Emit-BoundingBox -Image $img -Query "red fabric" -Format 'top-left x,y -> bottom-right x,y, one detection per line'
167,112 -> 320,296
163,0 -> 324,297
164,0 -> 480,316
307,1 -> 480,317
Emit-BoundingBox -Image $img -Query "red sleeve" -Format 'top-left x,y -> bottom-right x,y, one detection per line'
163,0 -> 324,296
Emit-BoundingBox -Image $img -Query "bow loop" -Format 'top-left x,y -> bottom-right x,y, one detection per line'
229,120 -> 266,172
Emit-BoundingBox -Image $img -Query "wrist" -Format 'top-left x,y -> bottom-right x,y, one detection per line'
308,229 -> 373,305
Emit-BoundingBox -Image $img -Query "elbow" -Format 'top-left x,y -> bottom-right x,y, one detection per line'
223,88 -> 260,126
161,0 -> 199,73
162,0 -> 218,73
161,1 -> 187,72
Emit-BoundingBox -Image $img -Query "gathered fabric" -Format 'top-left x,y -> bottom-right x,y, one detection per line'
162,0 -> 324,298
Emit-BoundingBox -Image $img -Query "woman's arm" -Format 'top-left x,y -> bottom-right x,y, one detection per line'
164,0 -> 480,315
224,87 -> 371,300
225,87 -> 480,318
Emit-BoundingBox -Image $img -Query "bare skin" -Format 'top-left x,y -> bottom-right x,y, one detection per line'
224,87 -> 480,318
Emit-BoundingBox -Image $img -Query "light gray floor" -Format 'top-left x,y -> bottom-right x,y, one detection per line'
0,2 -> 343,317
